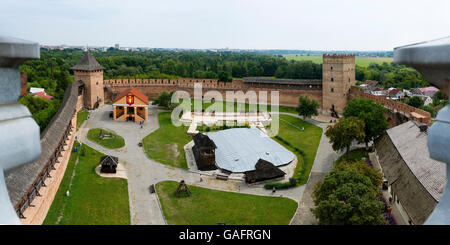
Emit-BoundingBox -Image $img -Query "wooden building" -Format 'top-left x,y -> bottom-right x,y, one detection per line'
112,88 -> 148,121
374,121 -> 446,224
192,133 -> 217,170
100,155 -> 119,174
245,159 -> 286,184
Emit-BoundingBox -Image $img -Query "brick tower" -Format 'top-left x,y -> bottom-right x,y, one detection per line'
322,54 -> 356,116
71,51 -> 105,109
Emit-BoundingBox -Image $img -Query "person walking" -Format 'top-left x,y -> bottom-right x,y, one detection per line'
200,174 -> 203,182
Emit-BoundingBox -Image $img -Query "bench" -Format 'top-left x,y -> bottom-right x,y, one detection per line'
216,174 -> 229,181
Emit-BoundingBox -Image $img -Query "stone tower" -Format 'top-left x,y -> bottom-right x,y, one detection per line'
322,54 -> 356,115
71,51 -> 105,109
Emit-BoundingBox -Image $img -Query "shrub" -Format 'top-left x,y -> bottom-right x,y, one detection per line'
264,180 -> 296,190
289,178 -> 297,186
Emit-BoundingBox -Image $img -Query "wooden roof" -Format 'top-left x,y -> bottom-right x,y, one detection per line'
243,77 -> 322,85
70,51 -> 104,71
375,121 -> 446,224
5,81 -> 83,207
193,133 -> 217,149
100,155 -> 118,167
245,159 -> 286,182
113,88 -> 149,105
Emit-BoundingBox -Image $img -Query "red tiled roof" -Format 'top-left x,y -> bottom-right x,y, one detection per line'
113,88 -> 149,104
34,91 -> 53,100
419,86 -> 439,93
389,89 -> 400,95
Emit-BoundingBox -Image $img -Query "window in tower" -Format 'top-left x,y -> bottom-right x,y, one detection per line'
331,77 -> 334,82
331,88 -> 334,93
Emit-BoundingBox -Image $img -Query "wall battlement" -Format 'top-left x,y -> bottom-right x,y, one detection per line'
323,54 -> 356,63
350,86 -> 431,125
104,78 -> 244,89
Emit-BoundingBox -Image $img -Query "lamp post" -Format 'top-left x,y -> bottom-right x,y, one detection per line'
0,36 -> 41,224
394,36 -> 450,225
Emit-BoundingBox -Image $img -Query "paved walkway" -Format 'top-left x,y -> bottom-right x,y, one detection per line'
78,106 -> 307,225
277,112 -> 368,224
271,112 -> 338,225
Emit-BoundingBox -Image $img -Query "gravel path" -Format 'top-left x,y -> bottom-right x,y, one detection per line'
270,112 -> 338,225
78,106 -> 308,225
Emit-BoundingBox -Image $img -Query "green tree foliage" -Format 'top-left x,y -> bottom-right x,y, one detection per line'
406,96 -> 424,108
312,161 -> 386,225
433,91 -> 442,106
18,95 -> 60,131
296,96 -> 319,119
343,98 -> 388,147
155,91 -> 174,108
84,49 -> 323,81
18,50 -> 76,131
420,105 -> 436,118
355,62 -> 428,89
325,117 -> 365,158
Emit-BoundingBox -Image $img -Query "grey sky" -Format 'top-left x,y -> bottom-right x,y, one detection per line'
1,0 -> 449,51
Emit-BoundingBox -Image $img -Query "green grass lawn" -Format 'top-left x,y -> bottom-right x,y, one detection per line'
335,148 -> 369,164
272,115 -> 322,184
156,181 -> 298,225
76,109 -> 88,130
283,55 -> 393,67
43,143 -> 130,225
180,99 -> 297,114
142,112 -> 191,169
87,128 -> 125,149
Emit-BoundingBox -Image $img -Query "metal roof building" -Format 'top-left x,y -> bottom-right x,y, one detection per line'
206,128 -> 295,173
375,121 -> 446,224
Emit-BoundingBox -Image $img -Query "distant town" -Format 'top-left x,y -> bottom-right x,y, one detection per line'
40,44 -> 393,57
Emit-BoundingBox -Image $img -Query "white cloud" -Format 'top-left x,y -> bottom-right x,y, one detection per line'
1,0 -> 449,50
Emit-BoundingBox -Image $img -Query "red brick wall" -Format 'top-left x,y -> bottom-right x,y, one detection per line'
20,73 -> 27,97
104,79 -> 323,107
350,86 -> 431,125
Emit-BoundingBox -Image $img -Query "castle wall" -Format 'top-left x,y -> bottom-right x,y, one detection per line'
104,79 -> 323,107
74,69 -> 104,109
350,86 -> 432,125
20,114 -> 77,225
322,54 -> 356,114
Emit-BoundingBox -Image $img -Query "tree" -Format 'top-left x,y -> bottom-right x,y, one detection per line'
155,91 -> 173,108
420,105 -> 436,118
312,162 -> 386,225
433,90 -> 443,106
218,70 -> 232,82
406,96 -> 424,108
343,98 -> 388,148
296,96 -> 319,119
325,117 -> 365,158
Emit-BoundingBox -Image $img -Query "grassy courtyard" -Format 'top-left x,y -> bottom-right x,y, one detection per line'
43,143 -> 130,225
142,111 -> 191,169
156,181 -> 298,225
87,128 -> 125,149
76,109 -> 88,130
273,114 -> 322,184
180,99 -> 298,114
335,148 -> 369,164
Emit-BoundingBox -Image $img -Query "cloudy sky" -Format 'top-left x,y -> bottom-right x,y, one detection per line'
1,0 -> 449,51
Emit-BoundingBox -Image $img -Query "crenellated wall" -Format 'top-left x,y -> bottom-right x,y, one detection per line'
104,78 -> 323,107
350,86 -> 432,125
